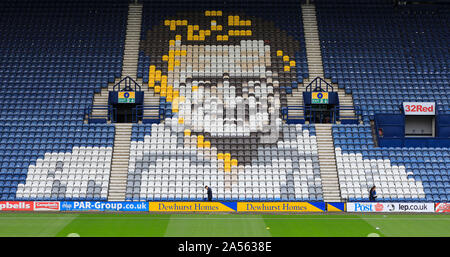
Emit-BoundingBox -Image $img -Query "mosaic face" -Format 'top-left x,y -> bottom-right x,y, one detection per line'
126,11 -> 322,201
174,42 -> 281,140
141,11 -> 300,165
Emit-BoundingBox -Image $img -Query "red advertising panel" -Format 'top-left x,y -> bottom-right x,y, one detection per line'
0,201 -> 34,211
34,202 -> 60,211
435,203 -> 450,213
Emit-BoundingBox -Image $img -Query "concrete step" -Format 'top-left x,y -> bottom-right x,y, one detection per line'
107,3 -> 142,201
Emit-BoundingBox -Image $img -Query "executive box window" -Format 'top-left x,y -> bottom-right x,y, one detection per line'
405,115 -> 435,138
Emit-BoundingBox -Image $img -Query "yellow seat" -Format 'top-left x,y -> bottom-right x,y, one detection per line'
197,135 -> 204,148
228,16 -> 234,26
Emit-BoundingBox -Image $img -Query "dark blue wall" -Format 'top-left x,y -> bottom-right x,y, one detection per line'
375,114 -> 405,138
375,114 -> 450,147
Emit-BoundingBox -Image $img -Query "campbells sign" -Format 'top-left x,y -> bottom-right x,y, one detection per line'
34,201 -> 60,211
0,201 -> 34,211
403,102 -> 435,115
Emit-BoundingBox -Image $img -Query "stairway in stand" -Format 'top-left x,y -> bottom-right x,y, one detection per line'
107,123 -> 132,201
315,124 -> 342,202
89,3 -> 158,120
301,4 -> 343,202
301,4 -> 356,120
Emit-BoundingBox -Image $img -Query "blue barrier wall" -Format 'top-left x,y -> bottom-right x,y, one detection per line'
375,114 -> 450,147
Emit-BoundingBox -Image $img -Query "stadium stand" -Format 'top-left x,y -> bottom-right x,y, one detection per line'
125,0 -> 328,201
0,0 -> 128,200
0,0 -> 448,204
126,123 -> 323,201
316,0 -> 449,121
315,0 -> 449,201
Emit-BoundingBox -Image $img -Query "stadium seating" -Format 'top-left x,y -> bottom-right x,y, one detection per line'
316,1 -> 450,122
334,124 -> 449,202
126,123 -> 323,201
0,0 -> 128,200
320,1 -> 450,202
0,0 -> 448,203
124,0 -> 329,202
137,0 -> 309,86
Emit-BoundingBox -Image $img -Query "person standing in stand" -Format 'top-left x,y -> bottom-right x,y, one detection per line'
369,186 -> 377,202
205,186 -> 213,201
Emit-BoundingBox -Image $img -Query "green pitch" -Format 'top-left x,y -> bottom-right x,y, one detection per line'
0,213 -> 449,237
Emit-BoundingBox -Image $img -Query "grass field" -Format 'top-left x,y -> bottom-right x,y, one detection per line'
0,213 -> 449,237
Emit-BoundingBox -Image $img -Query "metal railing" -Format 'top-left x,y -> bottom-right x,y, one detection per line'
85,105 -> 115,123
113,76 -> 141,92
282,105 -> 312,122
335,105 -> 361,123
283,105 -> 361,124
305,77 -> 334,92
135,105 -> 162,123
86,104 -> 161,124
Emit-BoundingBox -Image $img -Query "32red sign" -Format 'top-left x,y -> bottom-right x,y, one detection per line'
403,102 -> 435,115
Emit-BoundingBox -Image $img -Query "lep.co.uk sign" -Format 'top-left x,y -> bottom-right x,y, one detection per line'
347,202 -> 435,213
403,102 -> 435,115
